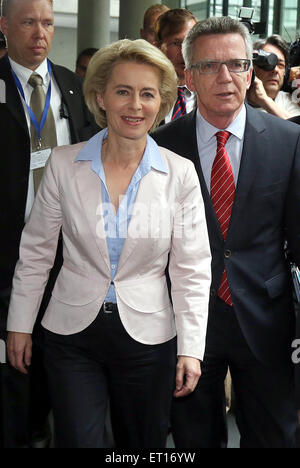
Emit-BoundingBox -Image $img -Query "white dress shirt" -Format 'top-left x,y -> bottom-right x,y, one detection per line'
195,105 -> 246,192
274,91 -> 300,117
9,58 -> 71,220
251,90 -> 300,118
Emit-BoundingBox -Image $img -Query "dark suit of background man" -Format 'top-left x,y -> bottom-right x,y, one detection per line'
0,0 -> 98,448
153,16 -> 300,448
155,9 -> 197,124
0,30 -> 6,58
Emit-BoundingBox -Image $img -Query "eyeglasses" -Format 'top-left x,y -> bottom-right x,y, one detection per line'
190,59 -> 251,74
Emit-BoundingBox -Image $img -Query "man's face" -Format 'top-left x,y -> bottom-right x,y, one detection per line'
140,12 -> 162,45
76,55 -> 91,78
254,44 -> 286,100
160,19 -> 196,85
0,0 -> 54,70
185,33 -> 252,128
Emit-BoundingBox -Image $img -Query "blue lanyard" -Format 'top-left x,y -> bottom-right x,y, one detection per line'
12,59 -> 52,148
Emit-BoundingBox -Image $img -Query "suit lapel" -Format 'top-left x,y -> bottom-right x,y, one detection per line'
75,156 -> 166,276
51,62 -> 79,141
116,168 -> 165,273
0,55 -> 29,135
226,105 -> 267,241
74,158 -> 111,272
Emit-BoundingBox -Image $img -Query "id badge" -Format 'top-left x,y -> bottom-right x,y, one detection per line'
30,148 -> 52,171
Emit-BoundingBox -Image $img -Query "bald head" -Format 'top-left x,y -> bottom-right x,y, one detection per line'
0,0 -> 54,70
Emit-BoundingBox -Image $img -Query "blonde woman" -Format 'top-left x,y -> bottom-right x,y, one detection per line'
7,39 -> 211,448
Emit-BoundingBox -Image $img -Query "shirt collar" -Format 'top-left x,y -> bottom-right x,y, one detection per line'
75,128 -> 168,182
9,57 -> 49,89
196,104 -> 246,143
179,85 -> 192,96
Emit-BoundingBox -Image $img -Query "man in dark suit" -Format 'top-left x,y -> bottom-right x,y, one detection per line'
155,9 -> 197,124
0,31 -> 6,58
0,0 -> 98,448
153,16 -> 300,448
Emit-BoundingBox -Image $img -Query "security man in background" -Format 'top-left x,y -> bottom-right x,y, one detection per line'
0,0 -> 98,448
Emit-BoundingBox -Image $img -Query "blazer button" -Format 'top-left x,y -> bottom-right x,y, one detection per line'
210,288 -> 217,298
224,249 -> 232,258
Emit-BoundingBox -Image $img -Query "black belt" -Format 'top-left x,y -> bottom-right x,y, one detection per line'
102,302 -> 118,313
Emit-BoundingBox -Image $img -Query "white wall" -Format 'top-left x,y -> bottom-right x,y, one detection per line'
49,25 -> 78,71
50,0 -> 119,72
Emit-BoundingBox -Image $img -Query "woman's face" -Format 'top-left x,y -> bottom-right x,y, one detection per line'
97,61 -> 162,142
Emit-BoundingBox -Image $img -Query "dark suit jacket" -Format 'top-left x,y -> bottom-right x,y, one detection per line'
152,105 -> 300,366
288,115 -> 300,410
0,54 -> 99,313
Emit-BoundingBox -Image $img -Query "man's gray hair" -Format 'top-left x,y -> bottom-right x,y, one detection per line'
182,16 -> 253,69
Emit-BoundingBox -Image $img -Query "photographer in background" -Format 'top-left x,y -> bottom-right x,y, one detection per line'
247,35 -> 300,119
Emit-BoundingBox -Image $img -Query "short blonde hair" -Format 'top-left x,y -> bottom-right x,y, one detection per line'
84,39 -> 178,131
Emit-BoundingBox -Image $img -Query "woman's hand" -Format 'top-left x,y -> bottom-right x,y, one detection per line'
174,356 -> 201,398
7,332 -> 32,374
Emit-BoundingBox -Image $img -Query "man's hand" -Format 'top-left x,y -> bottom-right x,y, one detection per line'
7,332 -> 32,374
247,76 -> 291,119
174,356 -> 201,398
247,76 -> 270,108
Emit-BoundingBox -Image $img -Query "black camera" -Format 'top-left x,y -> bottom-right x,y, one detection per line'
253,49 -> 278,71
238,7 -> 266,35
238,8 -> 277,71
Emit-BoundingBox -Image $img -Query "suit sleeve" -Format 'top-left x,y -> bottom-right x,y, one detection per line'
7,149 -> 63,333
285,133 -> 300,267
285,131 -> 300,410
168,161 -> 212,360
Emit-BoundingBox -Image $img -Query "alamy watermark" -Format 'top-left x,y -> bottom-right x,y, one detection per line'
292,339 -> 300,364
291,80 -> 300,104
0,339 -> 6,364
0,79 -> 6,104
95,200 -> 199,240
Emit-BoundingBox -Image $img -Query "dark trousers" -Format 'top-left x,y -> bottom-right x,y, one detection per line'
44,307 -> 177,448
0,242 -> 62,447
171,298 -> 298,448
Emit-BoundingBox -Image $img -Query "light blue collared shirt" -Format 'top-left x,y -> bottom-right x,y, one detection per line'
75,128 -> 168,303
195,105 -> 246,192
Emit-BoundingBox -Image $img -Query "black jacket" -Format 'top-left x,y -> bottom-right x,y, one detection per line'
0,54 -> 99,294
152,106 -> 300,366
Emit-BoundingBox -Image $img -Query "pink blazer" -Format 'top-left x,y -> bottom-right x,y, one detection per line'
7,142 -> 211,359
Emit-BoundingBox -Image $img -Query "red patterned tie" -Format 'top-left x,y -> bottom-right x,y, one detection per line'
211,131 -> 235,306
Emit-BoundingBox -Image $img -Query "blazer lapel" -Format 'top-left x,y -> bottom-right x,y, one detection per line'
75,158 -> 111,272
75,152 -> 166,277
116,168 -> 166,273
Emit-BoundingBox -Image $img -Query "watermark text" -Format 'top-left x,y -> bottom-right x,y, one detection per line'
0,79 -> 6,103
0,339 -> 6,364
